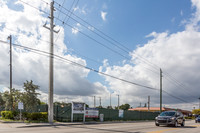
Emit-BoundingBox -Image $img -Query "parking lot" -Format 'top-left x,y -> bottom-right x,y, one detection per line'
0,120 -> 200,133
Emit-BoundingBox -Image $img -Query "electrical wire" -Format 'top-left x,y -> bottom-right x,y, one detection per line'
0,39 -> 158,91
8,1 -> 195,104
54,0 -> 79,43
1,39 -> 196,104
54,0 -> 66,25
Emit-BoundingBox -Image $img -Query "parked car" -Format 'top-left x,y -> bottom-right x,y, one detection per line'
155,111 -> 185,127
195,115 -> 200,123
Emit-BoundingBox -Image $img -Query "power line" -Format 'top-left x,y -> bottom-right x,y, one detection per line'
1,40 -> 195,104
0,40 -> 158,91
162,90 -> 189,103
54,0 -> 79,43
54,1 -> 161,71
54,17 -> 131,60
54,1 -> 193,92
18,0 -> 159,80
54,0 -> 66,25
11,1 -> 194,104
163,75 -> 197,100
18,0 -> 49,15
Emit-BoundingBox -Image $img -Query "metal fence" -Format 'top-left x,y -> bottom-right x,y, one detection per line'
0,105 -> 159,122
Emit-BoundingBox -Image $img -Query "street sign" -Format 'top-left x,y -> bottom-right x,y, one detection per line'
18,102 -> 23,110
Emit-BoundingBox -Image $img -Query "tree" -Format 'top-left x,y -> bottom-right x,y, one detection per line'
21,80 -> 40,111
0,92 -> 5,106
1,88 -> 22,110
119,103 -> 130,110
2,91 -> 12,110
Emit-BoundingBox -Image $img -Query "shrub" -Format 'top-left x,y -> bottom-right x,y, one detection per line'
1,111 -> 15,119
30,112 -> 48,121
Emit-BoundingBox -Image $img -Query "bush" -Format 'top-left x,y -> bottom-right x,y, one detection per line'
1,111 -> 47,121
30,112 -> 48,121
185,116 -> 195,119
1,111 -> 17,119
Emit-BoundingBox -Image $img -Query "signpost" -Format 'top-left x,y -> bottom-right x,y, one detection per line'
18,102 -> 23,121
71,102 -> 85,122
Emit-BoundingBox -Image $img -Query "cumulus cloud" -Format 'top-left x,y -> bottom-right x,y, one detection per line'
71,27 -> 79,34
99,0 -> 200,110
0,0 -> 108,105
101,11 -> 107,21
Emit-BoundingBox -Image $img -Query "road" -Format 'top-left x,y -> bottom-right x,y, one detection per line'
0,120 -> 199,133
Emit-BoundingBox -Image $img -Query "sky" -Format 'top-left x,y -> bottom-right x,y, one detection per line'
0,0 -> 200,111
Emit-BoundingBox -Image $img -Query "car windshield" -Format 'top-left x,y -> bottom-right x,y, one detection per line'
160,112 -> 175,116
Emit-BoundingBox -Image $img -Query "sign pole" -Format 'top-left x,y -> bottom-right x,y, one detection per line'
71,102 -> 73,122
83,104 -> 85,123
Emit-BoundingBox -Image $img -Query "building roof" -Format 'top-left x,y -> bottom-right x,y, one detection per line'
129,107 -> 165,111
128,107 -> 192,115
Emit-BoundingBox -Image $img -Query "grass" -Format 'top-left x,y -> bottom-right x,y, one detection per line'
0,117 -> 48,123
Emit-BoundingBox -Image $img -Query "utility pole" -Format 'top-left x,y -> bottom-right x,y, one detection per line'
110,93 -> 112,108
199,97 -> 200,109
148,96 -> 150,111
160,68 -> 163,113
99,97 -> 101,107
43,1 -> 59,123
117,95 -> 119,109
8,35 -> 12,111
94,96 -> 96,108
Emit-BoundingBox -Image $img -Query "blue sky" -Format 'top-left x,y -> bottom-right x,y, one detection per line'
0,0 -> 200,110
56,0 -> 193,82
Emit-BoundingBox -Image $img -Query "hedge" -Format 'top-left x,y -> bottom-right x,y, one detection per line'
1,111 -> 47,121
1,111 -> 18,119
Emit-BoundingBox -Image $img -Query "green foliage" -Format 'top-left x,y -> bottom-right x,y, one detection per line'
0,93 -> 5,106
29,112 -> 48,121
40,101 -> 46,105
119,103 -> 130,110
192,109 -> 200,115
2,91 -> 12,110
1,111 -> 47,121
21,80 -> 41,111
185,116 -> 195,119
1,111 -> 18,119
0,80 -> 41,111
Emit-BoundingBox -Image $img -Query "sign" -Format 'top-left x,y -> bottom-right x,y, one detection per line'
72,102 -> 85,114
18,102 -> 23,110
85,108 -> 99,118
71,102 -> 85,122
119,110 -> 124,118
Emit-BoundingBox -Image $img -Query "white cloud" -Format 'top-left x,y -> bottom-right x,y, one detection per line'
101,11 -> 107,21
180,10 -> 183,16
71,27 -> 79,34
88,26 -> 94,31
0,0 -> 108,105
99,0 -> 200,110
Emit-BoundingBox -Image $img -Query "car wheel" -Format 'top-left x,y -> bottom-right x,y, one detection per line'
181,121 -> 185,127
174,121 -> 178,127
155,123 -> 159,126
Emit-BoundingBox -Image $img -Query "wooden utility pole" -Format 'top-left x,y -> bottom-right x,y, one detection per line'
8,35 -> 13,110
160,68 -> 163,113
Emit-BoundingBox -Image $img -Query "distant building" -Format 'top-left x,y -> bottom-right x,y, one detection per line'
128,107 -> 191,116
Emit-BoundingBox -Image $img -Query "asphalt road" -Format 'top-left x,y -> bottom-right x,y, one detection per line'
0,120 -> 199,133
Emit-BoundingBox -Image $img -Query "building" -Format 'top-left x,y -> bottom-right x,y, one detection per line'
128,107 -> 191,116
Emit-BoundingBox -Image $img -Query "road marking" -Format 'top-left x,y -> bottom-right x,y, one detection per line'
190,125 -> 200,127
147,128 -> 178,133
